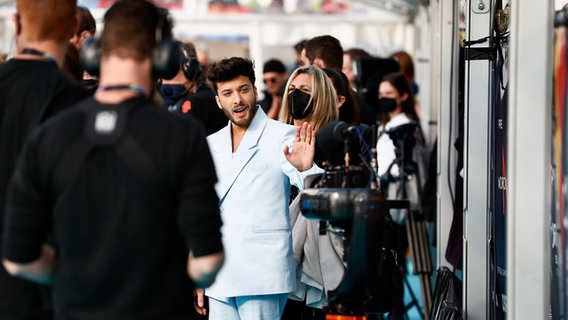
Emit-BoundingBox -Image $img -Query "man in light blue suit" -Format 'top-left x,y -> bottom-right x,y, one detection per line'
199,57 -> 322,320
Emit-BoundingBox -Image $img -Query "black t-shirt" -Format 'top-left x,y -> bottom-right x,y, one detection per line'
3,97 -> 223,320
258,90 -> 273,114
0,59 -> 90,318
170,83 -> 228,135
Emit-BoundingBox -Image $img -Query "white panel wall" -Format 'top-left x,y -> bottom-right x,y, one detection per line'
507,1 -> 552,319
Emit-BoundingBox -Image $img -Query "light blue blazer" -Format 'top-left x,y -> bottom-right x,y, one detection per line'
205,107 -> 322,299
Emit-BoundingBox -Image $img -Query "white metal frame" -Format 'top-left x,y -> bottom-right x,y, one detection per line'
431,0 -> 459,272
462,0 -> 493,318
506,1 -> 552,319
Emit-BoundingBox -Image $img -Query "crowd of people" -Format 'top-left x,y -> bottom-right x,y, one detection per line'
0,1 -> 432,320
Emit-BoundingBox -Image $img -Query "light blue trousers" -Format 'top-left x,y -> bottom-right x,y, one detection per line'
208,294 -> 288,320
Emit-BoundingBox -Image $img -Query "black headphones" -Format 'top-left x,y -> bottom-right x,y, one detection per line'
180,44 -> 202,81
80,2 -> 180,79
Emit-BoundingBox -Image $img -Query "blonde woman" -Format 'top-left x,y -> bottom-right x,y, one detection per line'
279,65 -> 339,135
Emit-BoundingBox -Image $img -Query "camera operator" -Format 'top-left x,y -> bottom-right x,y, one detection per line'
2,1 -> 225,318
158,41 -> 228,135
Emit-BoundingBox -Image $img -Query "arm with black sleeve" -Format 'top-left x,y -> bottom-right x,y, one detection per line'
2,128 -> 56,285
177,122 -> 224,288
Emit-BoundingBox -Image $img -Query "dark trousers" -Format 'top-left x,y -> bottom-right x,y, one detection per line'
282,299 -> 325,320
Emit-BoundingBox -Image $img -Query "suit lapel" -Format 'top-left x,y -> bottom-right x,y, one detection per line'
216,107 -> 269,204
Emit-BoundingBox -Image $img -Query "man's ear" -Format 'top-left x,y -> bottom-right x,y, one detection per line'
13,13 -> 21,37
215,96 -> 222,109
313,58 -> 325,69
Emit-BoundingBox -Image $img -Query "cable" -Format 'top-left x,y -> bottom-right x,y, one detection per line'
354,126 -> 381,187
446,0 -> 458,206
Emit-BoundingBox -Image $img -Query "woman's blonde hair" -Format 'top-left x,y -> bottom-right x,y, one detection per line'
279,65 -> 339,134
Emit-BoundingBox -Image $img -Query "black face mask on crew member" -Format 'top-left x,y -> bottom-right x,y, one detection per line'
288,89 -> 314,120
378,97 -> 398,113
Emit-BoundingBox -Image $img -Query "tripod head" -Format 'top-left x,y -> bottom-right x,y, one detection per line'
383,121 -> 420,180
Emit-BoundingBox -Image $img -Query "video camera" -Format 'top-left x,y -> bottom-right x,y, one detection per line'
352,56 -> 399,112
298,120 -> 409,317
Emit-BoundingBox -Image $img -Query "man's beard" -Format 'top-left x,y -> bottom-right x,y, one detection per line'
224,102 -> 258,129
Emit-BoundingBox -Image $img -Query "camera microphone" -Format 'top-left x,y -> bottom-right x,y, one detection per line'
317,121 -> 357,154
335,122 -> 359,140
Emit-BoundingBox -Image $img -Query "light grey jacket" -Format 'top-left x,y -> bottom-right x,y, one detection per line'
206,107 -> 322,299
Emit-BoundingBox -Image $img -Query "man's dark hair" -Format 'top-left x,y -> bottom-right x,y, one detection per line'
102,0 -> 172,61
293,39 -> 308,54
304,35 -> 343,70
263,59 -> 286,73
77,6 -> 96,36
345,47 -> 371,59
181,41 -> 197,57
207,57 -> 256,93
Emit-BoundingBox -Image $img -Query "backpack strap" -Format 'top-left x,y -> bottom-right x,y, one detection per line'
53,134 -> 92,188
113,135 -> 164,186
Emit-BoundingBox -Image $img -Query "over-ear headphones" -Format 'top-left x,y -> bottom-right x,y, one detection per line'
80,1 -> 180,79
180,44 -> 202,82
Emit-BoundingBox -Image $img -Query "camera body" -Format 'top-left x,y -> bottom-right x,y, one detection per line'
300,164 -> 406,316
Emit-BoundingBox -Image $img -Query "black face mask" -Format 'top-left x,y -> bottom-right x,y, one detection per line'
288,89 -> 314,120
378,97 -> 398,113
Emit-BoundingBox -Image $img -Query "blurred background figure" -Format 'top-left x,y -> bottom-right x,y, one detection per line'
390,50 -> 420,115
301,35 -> 343,70
69,6 -> 98,91
70,6 -> 96,51
0,0 -> 91,318
390,50 -> 418,95
196,43 -> 213,87
293,39 -> 308,68
196,43 -> 212,75
158,41 -> 228,135
376,71 -> 424,178
259,58 -> 288,119
342,47 -> 371,91
62,42 -> 83,81
301,35 -> 375,126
